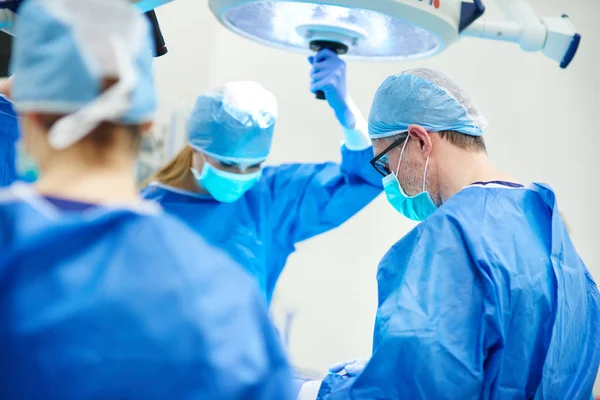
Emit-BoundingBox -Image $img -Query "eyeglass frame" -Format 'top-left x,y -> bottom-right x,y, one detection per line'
369,132 -> 409,177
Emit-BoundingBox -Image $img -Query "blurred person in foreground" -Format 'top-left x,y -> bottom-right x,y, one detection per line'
0,0 -> 293,398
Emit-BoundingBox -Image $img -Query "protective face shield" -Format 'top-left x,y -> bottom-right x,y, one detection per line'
381,135 -> 437,221
191,156 -> 262,203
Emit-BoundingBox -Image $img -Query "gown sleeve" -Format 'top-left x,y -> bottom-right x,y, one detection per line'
265,145 -> 382,247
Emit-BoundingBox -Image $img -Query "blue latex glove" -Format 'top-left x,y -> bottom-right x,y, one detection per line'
328,358 -> 367,377
309,49 -> 355,129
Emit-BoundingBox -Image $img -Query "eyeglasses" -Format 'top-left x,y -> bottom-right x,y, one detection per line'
369,133 -> 408,177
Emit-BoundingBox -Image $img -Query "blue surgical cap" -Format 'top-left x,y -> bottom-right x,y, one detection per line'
369,68 -> 488,138
10,0 -> 156,149
188,81 -> 278,164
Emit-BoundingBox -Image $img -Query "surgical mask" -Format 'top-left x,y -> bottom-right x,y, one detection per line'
382,135 -> 437,221
191,162 -> 262,203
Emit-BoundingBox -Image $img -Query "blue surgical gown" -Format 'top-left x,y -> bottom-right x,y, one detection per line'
141,145 -> 383,303
318,183 -> 600,399
0,94 -> 18,187
0,183 -> 294,400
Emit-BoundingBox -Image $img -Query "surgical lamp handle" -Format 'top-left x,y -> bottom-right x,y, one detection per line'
459,0 -> 486,33
145,10 -> 168,57
310,40 -> 349,101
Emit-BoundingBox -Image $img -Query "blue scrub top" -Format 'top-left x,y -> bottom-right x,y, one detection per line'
0,94 -> 18,187
0,183 -> 294,400
318,182 -> 600,399
141,145 -> 383,303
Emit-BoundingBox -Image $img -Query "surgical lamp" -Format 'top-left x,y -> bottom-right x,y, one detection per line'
0,1 -> 169,57
209,0 -> 580,98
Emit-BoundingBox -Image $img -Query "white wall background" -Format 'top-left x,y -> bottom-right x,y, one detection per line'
152,0 -> 599,393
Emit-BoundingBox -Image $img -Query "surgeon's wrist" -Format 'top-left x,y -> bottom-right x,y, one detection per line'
342,116 -> 370,151
340,98 -> 371,150
334,105 -> 356,129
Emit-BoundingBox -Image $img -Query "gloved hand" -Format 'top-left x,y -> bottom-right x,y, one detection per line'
328,358 -> 367,377
309,49 -> 356,129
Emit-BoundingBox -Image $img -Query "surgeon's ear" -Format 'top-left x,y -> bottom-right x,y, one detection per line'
407,124 -> 432,158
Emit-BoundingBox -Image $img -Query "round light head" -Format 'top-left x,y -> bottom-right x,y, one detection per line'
210,0 -> 462,61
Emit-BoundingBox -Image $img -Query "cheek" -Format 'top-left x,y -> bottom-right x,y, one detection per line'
424,162 -> 439,191
397,155 -> 424,193
191,154 -> 204,171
